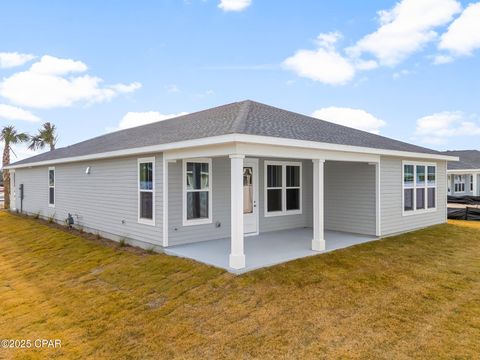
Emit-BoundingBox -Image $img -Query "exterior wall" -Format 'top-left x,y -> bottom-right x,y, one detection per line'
380,156 -> 447,236
167,157 -> 313,246
324,161 -> 376,235
448,173 -> 480,197
258,158 -> 313,232
168,157 -> 231,246
11,154 -> 164,247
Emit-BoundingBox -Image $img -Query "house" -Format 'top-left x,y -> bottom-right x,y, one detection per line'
441,150 -> 480,197
5,100 -> 457,272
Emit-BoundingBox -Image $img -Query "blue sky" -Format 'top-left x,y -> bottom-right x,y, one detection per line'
1,0 -> 479,160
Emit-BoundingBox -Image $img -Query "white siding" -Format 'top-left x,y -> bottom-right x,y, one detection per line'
324,161 -> 376,235
380,156 -> 447,236
12,154 -> 163,247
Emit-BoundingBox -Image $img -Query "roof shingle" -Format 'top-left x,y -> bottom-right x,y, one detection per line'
11,100 -> 443,166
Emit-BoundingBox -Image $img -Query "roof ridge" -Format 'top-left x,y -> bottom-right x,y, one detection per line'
230,100 -> 252,133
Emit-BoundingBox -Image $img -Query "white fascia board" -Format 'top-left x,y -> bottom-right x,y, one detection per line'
447,169 -> 480,174
5,133 -> 458,169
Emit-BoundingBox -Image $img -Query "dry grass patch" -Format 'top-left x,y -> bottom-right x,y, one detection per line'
0,211 -> 479,359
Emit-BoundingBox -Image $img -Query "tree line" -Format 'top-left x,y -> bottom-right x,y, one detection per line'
1,122 -> 58,209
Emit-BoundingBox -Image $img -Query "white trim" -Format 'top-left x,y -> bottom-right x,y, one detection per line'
264,160 -> 302,217
453,174 -> 466,194
243,158 -> 259,237
182,158 -> 213,226
48,166 -> 55,208
447,169 -> 480,174
402,161 -> 437,216
10,169 -> 16,211
162,156 -> 168,246
137,157 -> 155,226
5,133 -> 458,170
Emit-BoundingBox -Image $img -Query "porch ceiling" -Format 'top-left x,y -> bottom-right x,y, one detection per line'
164,228 -> 378,274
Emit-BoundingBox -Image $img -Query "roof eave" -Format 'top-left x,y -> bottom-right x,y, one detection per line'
5,133 -> 458,169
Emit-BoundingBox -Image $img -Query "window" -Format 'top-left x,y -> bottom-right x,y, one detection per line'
403,162 -> 436,214
138,158 -> 155,225
183,159 -> 212,225
470,175 -> 474,192
48,167 -> 55,207
454,175 -> 465,193
265,161 -> 302,216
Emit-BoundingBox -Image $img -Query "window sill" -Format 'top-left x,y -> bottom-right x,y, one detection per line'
138,218 -> 155,226
182,218 -> 212,227
402,208 -> 437,217
48,204 -> 55,208
264,210 -> 302,218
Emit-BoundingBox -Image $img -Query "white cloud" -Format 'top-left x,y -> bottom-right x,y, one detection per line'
283,32 -> 356,85
347,0 -> 461,66
438,2 -> 480,57
0,52 -> 36,68
218,0 -> 251,12
111,111 -> 189,131
0,104 -> 40,122
29,55 -> 87,75
0,55 -> 141,109
312,106 -> 386,134
414,111 -> 480,144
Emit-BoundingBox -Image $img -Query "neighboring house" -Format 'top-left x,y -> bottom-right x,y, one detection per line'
441,150 -> 480,197
5,100 -> 457,270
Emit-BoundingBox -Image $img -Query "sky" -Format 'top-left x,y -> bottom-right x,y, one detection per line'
1,0 -> 480,161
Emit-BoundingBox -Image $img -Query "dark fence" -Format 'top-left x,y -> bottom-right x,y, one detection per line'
448,207 -> 480,221
448,195 -> 480,205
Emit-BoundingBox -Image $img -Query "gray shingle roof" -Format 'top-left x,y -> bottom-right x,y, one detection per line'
11,100 -> 443,166
440,150 -> 480,170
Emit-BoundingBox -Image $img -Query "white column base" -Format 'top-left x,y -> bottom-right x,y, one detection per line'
312,239 -> 325,252
229,254 -> 246,269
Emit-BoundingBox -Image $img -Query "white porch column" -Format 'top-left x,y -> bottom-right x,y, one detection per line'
312,159 -> 326,251
472,174 -> 478,196
229,154 -> 246,269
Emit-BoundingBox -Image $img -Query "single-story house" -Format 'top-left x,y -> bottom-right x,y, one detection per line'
441,150 -> 480,197
6,100 -> 457,272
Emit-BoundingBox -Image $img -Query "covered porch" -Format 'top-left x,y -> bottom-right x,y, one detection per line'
165,228 -> 378,273
163,140 -> 381,272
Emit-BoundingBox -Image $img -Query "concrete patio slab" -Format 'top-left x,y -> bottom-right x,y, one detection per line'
165,228 -> 378,274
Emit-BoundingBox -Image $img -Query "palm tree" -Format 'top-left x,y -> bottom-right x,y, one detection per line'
29,122 -> 58,151
1,126 -> 29,209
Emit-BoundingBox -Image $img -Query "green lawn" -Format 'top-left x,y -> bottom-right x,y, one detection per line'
0,211 -> 479,359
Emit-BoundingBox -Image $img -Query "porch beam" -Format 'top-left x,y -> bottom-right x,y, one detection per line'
472,173 -> 478,196
312,159 -> 326,251
229,154 -> 246,269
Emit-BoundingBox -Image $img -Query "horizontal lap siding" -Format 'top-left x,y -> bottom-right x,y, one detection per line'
380,156 -> 447,236
12,154 -> 163,246
167,157 -> 313,246
168,157 -> 231,246
324,161 -> 376,235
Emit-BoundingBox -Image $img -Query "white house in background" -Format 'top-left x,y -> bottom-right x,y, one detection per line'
441,150 -> 480,197
5,100 -> 457,272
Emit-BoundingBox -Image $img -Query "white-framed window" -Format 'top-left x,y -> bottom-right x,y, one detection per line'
454,175 -> 465,193
183,158 -> 212,226
138,157 -> 155,225
48,167 -> 55,207
402,162 -> 436,215
470,175 -> 474,192
447,174 -> 452,195
264,161 -> 302,217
